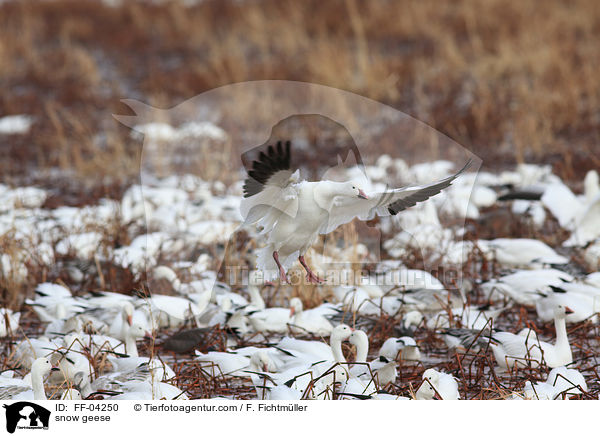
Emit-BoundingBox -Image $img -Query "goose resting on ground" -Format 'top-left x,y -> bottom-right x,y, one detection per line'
241,141 -> 470,283
490,304 -> 573,369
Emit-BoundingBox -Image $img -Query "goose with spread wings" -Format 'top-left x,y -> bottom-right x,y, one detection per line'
241,140 -> 470,283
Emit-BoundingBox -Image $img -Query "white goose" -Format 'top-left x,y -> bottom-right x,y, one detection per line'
491,304 -> 573,369
415,368 -> 460,400
248,303 -> 293,334
0,357 -> 56,400
274,325 -> 354,398
288,298 -> 334,336
123,323 -> 151,358
481,268 -> 574,305
0,308 -> 20,337
478,238 -> 569,268
241,141 -> 470,282
378,336 -> 421,362
536,287 -> 599,324
545,366 -> 587,398
349,330 -> 397,388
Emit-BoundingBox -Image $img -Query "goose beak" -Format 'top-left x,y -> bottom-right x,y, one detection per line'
357,189 -> 368,200
51,365 -> 60,372
127,315 -> 133,326
144,331 -> 153,339
565,306 -> 574,315
289,308 -> 295,317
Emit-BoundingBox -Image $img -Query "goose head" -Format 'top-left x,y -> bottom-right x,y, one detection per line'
31,357 -> 56,377
554,304 -> 574,319
249,351 -> 277,372
331,324 -> 354,342
422,368 -> 441,383
349,330 -> 368,348
289,298 -> 303,317
127,323 -> 152,340
342,182 -> 368,200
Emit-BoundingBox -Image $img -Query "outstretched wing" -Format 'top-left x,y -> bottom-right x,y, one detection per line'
240,140 -> 301,232
243,140 -> 293,198
319,160 -> 471,234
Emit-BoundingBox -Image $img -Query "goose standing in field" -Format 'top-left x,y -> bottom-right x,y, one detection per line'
490,304 -> 573,369
0,357 -> 57,400
241,140 -> 471,282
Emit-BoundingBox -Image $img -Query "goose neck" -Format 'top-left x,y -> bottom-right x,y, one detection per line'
31,369 -> 47,400
248,286 -> 265,310
125,335 -> 139,358
355,338 -> 369,363
553,316 -> 570,352
330,337 -> 346,363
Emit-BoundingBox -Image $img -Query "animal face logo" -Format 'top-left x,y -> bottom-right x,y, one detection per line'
3,402 -> 51,433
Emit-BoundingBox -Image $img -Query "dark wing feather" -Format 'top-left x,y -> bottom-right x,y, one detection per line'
243,140 -> 292,198
387,159 -> 472,215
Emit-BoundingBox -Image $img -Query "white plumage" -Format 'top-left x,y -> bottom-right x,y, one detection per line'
241,141 -> 470,282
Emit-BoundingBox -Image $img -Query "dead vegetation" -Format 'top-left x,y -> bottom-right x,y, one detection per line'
1,0 -> 599,400
1,0 -> 599,189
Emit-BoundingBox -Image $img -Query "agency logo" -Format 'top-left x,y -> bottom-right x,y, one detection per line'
3,402 -> 51,434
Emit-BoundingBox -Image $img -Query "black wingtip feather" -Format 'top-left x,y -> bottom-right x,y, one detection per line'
386,159 -> 471,215
243,140 -> 292,198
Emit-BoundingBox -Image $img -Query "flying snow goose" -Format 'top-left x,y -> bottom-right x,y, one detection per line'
491,304 -> 573,369
241,140 -> 470,282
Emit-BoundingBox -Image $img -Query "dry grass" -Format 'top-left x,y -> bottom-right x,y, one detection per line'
1,0 -> 599,400
1,0 -> 599,189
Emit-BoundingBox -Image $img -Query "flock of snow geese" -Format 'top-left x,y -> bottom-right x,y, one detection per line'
1,135 -> 600,400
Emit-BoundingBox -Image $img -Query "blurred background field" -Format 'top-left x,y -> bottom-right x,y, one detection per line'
1,0 -> 600,401
1,0 -> 599,194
